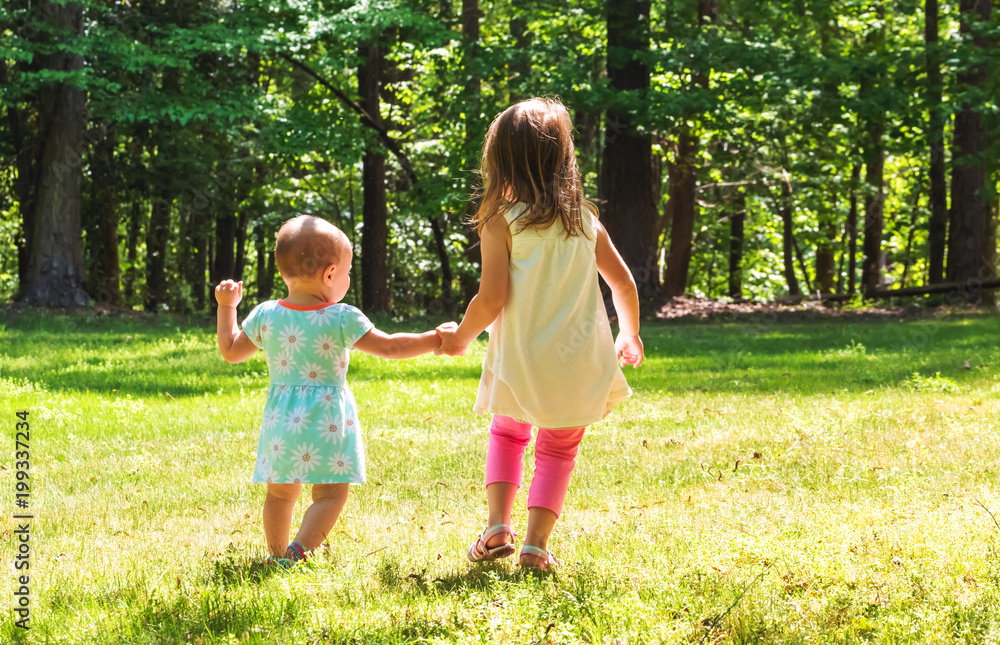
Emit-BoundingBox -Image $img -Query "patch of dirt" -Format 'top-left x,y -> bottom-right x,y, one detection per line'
653,297 -> 959,324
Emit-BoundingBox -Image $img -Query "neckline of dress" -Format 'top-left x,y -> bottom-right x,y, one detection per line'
278,299 -> 335,311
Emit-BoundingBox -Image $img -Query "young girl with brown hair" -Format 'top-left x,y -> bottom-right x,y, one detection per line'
436,97 -> 644,570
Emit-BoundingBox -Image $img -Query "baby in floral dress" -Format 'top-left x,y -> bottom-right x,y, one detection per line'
216,215 -> 449,564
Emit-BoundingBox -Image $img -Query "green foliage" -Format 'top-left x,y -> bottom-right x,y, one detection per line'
1,0 -> 999,311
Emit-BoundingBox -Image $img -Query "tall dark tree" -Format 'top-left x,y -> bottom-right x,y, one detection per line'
359,38 -> 391,312
727,191 -> 745,299
778,176 -> 800,296
946,0 -> 993,303
926,0 -> 948,284
846,162 -> 861,295
84,122 -> 121,305
17,1 -> 90,307
661,0 -> 717,300
601,0 -> 658,302
860,19 -> 886,299
456,0 -> 482,309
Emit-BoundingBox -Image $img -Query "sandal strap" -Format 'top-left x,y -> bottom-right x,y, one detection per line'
480,524 -> 516,543
519,545 -> 549,558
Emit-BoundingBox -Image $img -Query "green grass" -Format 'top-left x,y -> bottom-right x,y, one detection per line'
3,308 -> 1000,643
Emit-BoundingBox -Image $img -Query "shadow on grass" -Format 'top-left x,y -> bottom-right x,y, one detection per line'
204,554 -> 291,586
376,556 -> 553,597
4,308 -> 1000,398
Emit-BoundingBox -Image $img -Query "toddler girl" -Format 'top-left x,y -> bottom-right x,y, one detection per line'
216,215 -> 446,565
437,97 -> 644,571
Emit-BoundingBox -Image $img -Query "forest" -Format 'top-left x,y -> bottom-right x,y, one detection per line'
2,0 -> 998,315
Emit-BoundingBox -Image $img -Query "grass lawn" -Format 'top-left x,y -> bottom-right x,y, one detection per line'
2,308 -> 1000,643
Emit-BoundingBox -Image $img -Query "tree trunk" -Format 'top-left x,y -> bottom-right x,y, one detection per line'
17,1 -> 90,308
816,205 -> 837,295
234,211 -> 249,281
84,122 -> 121,305
660,0 -> 717,300
123,197 -> 143,304
926,0 -> 948,284
1,59 -> 38,295
603,0 -> 660,301
778,177 -> 800,296
359,39 -> 391,312
728,191 -> 745,299
860,67 -> 885,299
459,0 -> 483,308
662,132 -> 697,299
144,174 -> 173,312
430,217 -> 454,313
946,0 -> 992,304
861,136 -> 885,298
254,219 -> 274,301
847,163 -> 861,296
214,211 -> 237,284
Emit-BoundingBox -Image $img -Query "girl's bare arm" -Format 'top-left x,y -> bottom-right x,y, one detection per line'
595,221 -> 644,367
441,217 -> 511,355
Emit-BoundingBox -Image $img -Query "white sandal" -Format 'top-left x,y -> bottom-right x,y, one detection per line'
467,524 -> 517,562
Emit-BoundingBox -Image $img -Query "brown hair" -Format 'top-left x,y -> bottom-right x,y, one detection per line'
274,215 -> 349,279
470,97 -> 595,236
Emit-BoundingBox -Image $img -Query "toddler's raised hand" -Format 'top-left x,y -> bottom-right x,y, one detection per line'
615,333 -> 644,368
215,280 -> 244,308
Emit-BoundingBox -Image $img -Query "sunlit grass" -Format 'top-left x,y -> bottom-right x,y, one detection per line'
2,309 -> 1000,643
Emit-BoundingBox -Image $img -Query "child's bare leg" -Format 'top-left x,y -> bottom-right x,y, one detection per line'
486,482 -> 519,547
263,483 -> 301,557
522,506 -> 558,552
288,483 -> 350,553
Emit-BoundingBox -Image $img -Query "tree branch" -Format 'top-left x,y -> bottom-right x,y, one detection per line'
278,53 -> 419,187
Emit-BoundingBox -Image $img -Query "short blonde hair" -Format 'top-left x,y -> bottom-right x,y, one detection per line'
274,215 -> 349,279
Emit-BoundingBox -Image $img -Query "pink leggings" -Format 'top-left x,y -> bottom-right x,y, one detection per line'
484,415 -> 586,518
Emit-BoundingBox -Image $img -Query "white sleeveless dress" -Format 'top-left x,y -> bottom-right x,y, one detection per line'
474,203 -> 632,428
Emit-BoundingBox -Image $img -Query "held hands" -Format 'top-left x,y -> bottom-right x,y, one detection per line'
615,333 -> 644,368
435,321 -> 469,356
215,280 -> 243,308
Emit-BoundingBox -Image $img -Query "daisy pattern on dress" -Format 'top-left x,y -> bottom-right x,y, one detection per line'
286,406 -> 310,434
262,466 -> 278,485
319,413 -> 342,442
290,443 -> 320,474
269,436 -> 285,458
314,334 -> 338,360
319,387 -> 337,409
333,358 -> 349,379
328,453 -> 353,475
262,408 -> 281,431
299,362 -> 327,384
305,307 -> 333,325
259,321 -> 270,341
278,323 -> 306,354
272,350 -> 294,376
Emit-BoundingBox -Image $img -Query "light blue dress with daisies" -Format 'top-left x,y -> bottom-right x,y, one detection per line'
241,299 -> 373,484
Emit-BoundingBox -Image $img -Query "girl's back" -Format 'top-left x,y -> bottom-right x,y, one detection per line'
474,203 -> 631,429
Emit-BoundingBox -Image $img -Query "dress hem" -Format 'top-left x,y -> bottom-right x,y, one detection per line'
251,477 -> 364,485
475,389 -> 631,429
